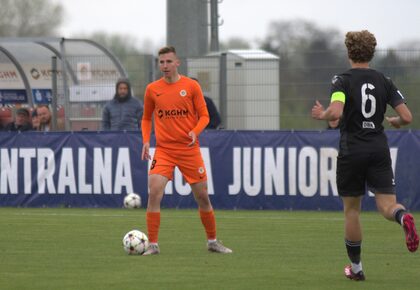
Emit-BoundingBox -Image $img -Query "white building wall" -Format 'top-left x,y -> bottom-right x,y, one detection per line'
187,50 -> 280,130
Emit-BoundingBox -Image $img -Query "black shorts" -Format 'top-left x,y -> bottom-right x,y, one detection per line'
336,149 -> 395,197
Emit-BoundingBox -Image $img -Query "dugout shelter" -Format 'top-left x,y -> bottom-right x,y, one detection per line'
0,37 -> 127,130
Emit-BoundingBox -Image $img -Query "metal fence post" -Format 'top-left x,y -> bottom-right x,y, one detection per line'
210,0 -> 220,52
219,53 -> 227,128
60,38 -> 70,131
51,56 -> 58,131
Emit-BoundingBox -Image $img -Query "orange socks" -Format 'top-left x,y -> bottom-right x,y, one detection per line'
199,209 -> 217,240
147,210 -> 216,243
146,211 -> 161,243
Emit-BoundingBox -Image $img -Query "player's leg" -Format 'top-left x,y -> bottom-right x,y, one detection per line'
375,193 -> 419,252
342,196 -> 365,281
375,193 -> 401,221
179,148 -> 232,253
337,153 -> 366,280
190,181 -> 232,254
190,181 -> 215,239
143,174 -> 168,255
368,149 -> 419,252
143,148 -> 174,255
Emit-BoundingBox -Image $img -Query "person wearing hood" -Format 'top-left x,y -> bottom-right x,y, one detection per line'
102,78 -> 143,131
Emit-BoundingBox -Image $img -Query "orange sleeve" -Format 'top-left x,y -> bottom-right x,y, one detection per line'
141,119 -> 152,143
192,106 -> 210,136
191,82 -> 209,136
141,86 -> 154,143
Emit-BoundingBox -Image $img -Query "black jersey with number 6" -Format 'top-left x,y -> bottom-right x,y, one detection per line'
330,68 -> 406,154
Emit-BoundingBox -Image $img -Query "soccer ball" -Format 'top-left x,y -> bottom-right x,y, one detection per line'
122,230 -> 149,255
123,193 -> 141,209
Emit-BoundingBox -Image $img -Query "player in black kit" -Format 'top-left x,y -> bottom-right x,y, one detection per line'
311,30 -> 419,281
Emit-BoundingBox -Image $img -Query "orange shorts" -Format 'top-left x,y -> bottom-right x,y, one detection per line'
149,146 -> 207,184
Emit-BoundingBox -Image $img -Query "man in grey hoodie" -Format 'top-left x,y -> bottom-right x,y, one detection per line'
102,78 -> 143,131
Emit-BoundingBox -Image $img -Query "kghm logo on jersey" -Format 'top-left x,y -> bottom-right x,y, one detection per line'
179,90 -> 187,97
157,109 -> 189,119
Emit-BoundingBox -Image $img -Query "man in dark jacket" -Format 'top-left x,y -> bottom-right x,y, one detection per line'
204,96 -> 221,129
190,77 -> 222,129
4,108 -> 32,131
102,78 -> 143,131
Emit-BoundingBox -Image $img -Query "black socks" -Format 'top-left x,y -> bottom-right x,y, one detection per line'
393,208 -> 406,225
345,239 -> 361,264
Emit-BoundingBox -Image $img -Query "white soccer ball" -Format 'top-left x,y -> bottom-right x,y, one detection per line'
124,193 -> 141,209
122,230 -> 149,255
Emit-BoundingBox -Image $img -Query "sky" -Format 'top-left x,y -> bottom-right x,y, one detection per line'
58,0 -> 420,51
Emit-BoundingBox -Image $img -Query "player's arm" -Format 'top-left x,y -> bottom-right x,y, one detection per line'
312,99 -> 344,121
385,80 -> 412,128
188,82 -> 210,146
192,105 -> 210,135
141,87 -> 154,160
386,103 -> 412,128
312,76 -> 345,121
188,105 -> 210,146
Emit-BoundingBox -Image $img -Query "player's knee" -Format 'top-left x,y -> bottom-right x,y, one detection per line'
195,192 -> 210,206
344,206 -> 360,217
148,183 -> 165,199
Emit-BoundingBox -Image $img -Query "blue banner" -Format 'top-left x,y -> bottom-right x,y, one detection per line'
32,89 -> 52,104
0,130 -> 419,210
0,89 -> 27,103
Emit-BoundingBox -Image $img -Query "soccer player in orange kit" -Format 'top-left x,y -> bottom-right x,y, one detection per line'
141,46 -> 232,255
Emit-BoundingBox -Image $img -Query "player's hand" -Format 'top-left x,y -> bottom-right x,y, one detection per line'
141,142 -> 151,160
386,116 -> 401,128
187,131 -> 197,147
311,100 -> 325,120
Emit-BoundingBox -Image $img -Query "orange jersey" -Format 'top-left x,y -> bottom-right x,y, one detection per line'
142,76 -> 209,150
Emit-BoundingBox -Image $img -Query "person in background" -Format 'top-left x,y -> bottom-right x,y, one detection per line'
102,78 -> 143,131
311,30 -> 418,281
31,109 -> 40,131
37,105 -> 52,132
190,77 -> 222,129
4,108 -> 32,131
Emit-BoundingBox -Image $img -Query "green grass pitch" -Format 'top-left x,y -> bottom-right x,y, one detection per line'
0,208 -> 418,290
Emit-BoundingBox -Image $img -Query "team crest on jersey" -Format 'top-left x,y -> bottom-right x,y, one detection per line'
179,89 -> 187,97
198,167 -> 205,174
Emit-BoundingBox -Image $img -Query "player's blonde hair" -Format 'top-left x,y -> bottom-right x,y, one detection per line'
345,30 -> 377,63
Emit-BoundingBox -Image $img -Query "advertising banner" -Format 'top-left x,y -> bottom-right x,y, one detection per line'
0,130 -> 419,210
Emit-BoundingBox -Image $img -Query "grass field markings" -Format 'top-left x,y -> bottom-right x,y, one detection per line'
1,210 -> 410,224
